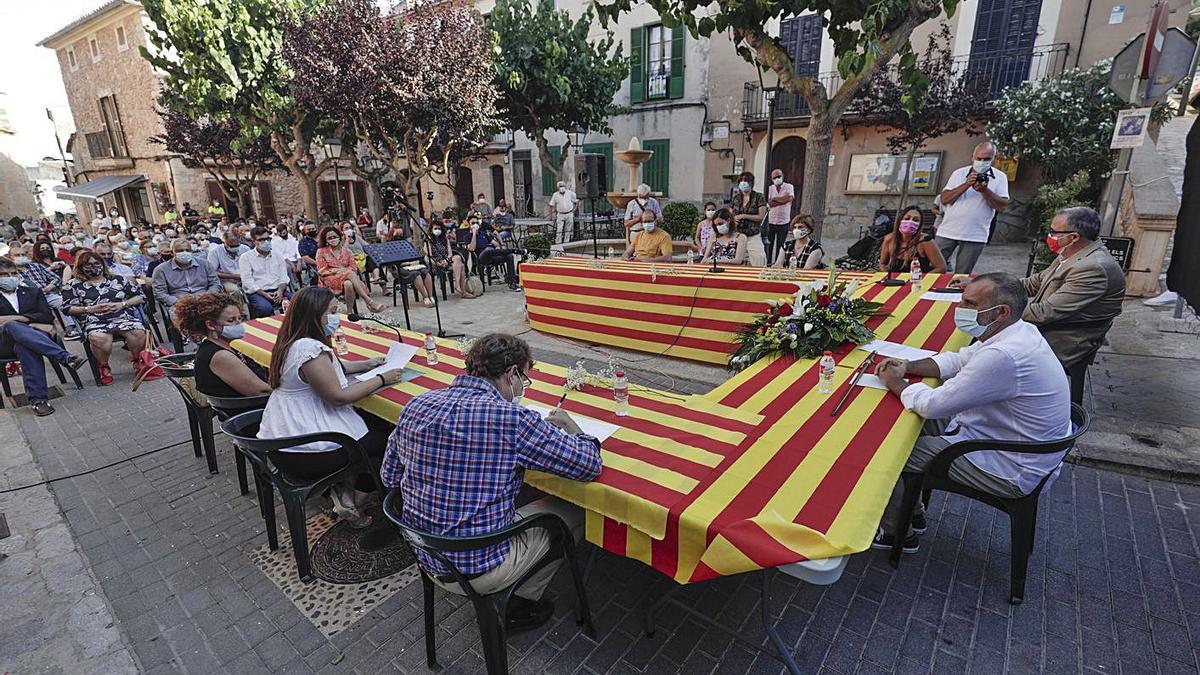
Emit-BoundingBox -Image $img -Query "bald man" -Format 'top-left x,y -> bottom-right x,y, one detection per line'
936,141 -> 1010,274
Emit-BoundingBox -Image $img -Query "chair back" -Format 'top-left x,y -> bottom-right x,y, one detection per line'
206,393 -> 270,421
156,353 -> 197,377
219,409 -> 363,457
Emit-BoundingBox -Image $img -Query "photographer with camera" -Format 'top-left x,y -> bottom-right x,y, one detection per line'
935,141 -> 1009,274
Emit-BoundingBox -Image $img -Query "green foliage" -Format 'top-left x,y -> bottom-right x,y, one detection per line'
488,0 -> 626,180
661,201 -> 700,241
987,62 -> 1173,186
523,234 -> 552,260
1029,171 -> 1090,270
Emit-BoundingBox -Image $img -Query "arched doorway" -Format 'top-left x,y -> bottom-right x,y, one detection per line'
454,166 -> 474,210
769,136 -> 806,220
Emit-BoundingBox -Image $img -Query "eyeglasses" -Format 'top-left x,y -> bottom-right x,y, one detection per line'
1047,229 -> 1076,238
514,364 -> 533,388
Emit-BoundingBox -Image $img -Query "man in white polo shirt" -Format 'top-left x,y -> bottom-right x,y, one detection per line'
935,141 -> 1009,273
871,272 -> 1071,553
765,168 -> 795,266
547,181 -> 578,244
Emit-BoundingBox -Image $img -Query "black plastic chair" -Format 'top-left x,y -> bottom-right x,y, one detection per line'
221,409 -> 385,583
381,489 -> 595,675
1065,342 -> 1105,406
156,297 -> 186,353
889,403 -> 1090,604
0,328 -> 84,408
205,393 -> 271,495
155,353 -> 218,473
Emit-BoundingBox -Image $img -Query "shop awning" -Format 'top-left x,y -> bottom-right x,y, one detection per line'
54,174 -> 145,200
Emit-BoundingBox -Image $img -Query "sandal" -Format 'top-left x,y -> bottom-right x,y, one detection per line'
98,363 -> 114,386
330,485 -> 372,528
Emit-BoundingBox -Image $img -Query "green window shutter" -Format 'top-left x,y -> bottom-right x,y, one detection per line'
629,26 -> 645,104
541,145 -> 561,196
642,139 -> 670,197
669,25 -> 685,99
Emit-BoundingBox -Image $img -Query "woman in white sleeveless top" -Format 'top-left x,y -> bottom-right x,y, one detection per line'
258,287 -> 404,526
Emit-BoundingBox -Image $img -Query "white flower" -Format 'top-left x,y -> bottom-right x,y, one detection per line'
765,298 -> 779,307
811,279 -> 826,292
844,279 -> 861,296
804,322 -> 813,333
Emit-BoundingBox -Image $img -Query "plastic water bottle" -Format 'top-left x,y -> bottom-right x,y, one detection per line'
910,258 -> 923,286
333,327 -> 349,356
424,332 -> 438,366
606,245 -> 615,259
613,369 -> 629,417
818,351 -> 836,394
281,298 -> 290,314
686,250 -> 695,265
789,255 -> 798,270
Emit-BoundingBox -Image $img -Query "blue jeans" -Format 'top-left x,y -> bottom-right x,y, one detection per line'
1,322 -> 72,403
247,290 -> 291,319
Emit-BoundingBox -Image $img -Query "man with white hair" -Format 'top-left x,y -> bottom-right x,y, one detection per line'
547,181 -> 579,244
936,140 -> 1010,274
623,183 -> 662,242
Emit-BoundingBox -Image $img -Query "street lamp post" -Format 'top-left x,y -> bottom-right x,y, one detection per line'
761,86 -> 781,197
323,137 -> 344,219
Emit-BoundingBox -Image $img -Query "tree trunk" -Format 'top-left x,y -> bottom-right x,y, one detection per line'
897,144 -> 919,214
298,174 -> 319,223
237,182 -> 254,219
801,112 -> 836,239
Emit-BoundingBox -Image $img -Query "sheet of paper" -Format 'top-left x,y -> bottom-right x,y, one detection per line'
920,290 -> 962,302
854,373 -> 890,390
525,403 -> 620,442
354,341 -> 419,382
859,340 -> 936,361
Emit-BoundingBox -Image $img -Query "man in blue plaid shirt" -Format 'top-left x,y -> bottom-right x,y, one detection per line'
382,333 -> 602,630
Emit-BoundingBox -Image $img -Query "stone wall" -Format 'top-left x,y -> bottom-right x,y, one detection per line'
0,152 -> 37,220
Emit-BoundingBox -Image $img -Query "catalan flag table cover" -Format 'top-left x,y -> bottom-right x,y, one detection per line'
234,271 -> 969,585
520,257 -> 878,365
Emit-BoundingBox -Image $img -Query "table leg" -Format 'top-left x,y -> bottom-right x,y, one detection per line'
760,570 -> 802,675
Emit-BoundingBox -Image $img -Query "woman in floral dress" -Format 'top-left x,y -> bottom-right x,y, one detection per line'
62,250 -> 147,385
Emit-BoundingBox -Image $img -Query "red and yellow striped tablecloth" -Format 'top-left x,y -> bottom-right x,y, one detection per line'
520,257 -> 877,365
234,271 -> 969,584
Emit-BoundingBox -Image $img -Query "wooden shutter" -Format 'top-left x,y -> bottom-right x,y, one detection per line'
205,180 -> 224,205
318,181 -> 335,216
642,139 -> 670,197
669,25 -> 685,100
541,145 -> 561,196
352,181 -> 368,215
629,26 -> 645,104
256,181 -> 276,222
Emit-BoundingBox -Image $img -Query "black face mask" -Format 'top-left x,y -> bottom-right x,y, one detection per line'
160,252 -> 174,260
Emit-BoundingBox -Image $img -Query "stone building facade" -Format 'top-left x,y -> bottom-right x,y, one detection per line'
39,0 -> 371,227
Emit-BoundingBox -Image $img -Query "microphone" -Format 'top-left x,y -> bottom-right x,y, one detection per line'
347,313 -> 404,342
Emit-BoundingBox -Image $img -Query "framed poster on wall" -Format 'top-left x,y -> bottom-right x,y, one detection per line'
844,151 -> 943,196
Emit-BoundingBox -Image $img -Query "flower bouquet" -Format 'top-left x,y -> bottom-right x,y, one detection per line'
729,270 -> 886,370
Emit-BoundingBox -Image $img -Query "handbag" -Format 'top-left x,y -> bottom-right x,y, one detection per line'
131,327 -> 173,391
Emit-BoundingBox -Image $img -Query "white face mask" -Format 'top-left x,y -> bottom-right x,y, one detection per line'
793,227 -> 810,239
432,228 -> 443,237
773,176 -> 783,186
953,305 -> 1002,338
973,159 -> 993,174
716,223 -> 729,235
738,181 -> 751,193
558,187 -> 566,194
643,222 -> 656,233
509,370 -> 525,405
705,209 -> 716,218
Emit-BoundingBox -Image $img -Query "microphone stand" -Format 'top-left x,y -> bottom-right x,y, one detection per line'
876,269 -> 905,287
347,313 -> 403,342
422,239 -> 462,339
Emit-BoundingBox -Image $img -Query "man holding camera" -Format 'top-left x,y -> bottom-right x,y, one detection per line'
935,141 -> 1009,274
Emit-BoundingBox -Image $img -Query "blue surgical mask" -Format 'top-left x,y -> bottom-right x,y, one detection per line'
0,276 -> 20,292
953,305 -> 1001,338
738,181 -> 751,193
175,251 -> 194,265
220,323 -> 246,340
324,313 -> 341,336
973,159 -> 993,174
257,240 -> 272,253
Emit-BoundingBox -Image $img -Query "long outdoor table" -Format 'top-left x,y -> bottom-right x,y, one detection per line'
520,257 -> 878,365
233,271 -> 968,588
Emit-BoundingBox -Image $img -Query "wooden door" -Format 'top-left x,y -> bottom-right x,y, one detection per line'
769,136 -> 806,220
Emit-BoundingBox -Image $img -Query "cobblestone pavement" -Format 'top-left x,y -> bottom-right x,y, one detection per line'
2,351 -> 1199,674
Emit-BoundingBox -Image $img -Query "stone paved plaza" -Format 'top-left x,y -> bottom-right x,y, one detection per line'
2,325 -> 1200,674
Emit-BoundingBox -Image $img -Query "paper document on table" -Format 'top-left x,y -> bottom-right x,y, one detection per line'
919,290 -> 962,302
854,373 -> 890,390
859,340 -> 936,361
526,403 -> 620,442
354,341 -> 419,381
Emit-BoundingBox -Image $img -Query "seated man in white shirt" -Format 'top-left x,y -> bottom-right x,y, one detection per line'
240,227 -> 292,318
872,272 -> 1071,553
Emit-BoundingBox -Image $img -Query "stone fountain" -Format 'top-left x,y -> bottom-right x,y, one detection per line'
607,136 -> 658,211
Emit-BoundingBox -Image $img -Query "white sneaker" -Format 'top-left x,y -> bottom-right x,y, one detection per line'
1144,290 -> 1178,307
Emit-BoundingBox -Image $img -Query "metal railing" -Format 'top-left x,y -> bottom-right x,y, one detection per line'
742,42 -> 1071,123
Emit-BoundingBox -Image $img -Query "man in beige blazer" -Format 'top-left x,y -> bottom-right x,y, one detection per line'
1021,207 -> 1125,402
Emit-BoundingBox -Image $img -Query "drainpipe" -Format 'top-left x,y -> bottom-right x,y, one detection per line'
1075,0 -> 1095,68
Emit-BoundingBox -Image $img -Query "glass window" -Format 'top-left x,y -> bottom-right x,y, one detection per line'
647,25 -> 669,100
116,25 -> 127,51
67,48 -> 77,70
89,37 -> 100,61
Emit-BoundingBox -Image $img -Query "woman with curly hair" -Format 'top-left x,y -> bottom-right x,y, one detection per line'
174,291 -> 270,398
315,225 -> 385,313
61,250 -> 147,385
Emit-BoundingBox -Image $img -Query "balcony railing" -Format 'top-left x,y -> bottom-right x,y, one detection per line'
742,42 -> 1071,124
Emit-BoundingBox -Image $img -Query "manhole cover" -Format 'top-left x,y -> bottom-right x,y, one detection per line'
309,506 -> 414,585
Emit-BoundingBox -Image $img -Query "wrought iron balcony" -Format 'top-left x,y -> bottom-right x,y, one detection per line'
742,42 -> 1071,125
